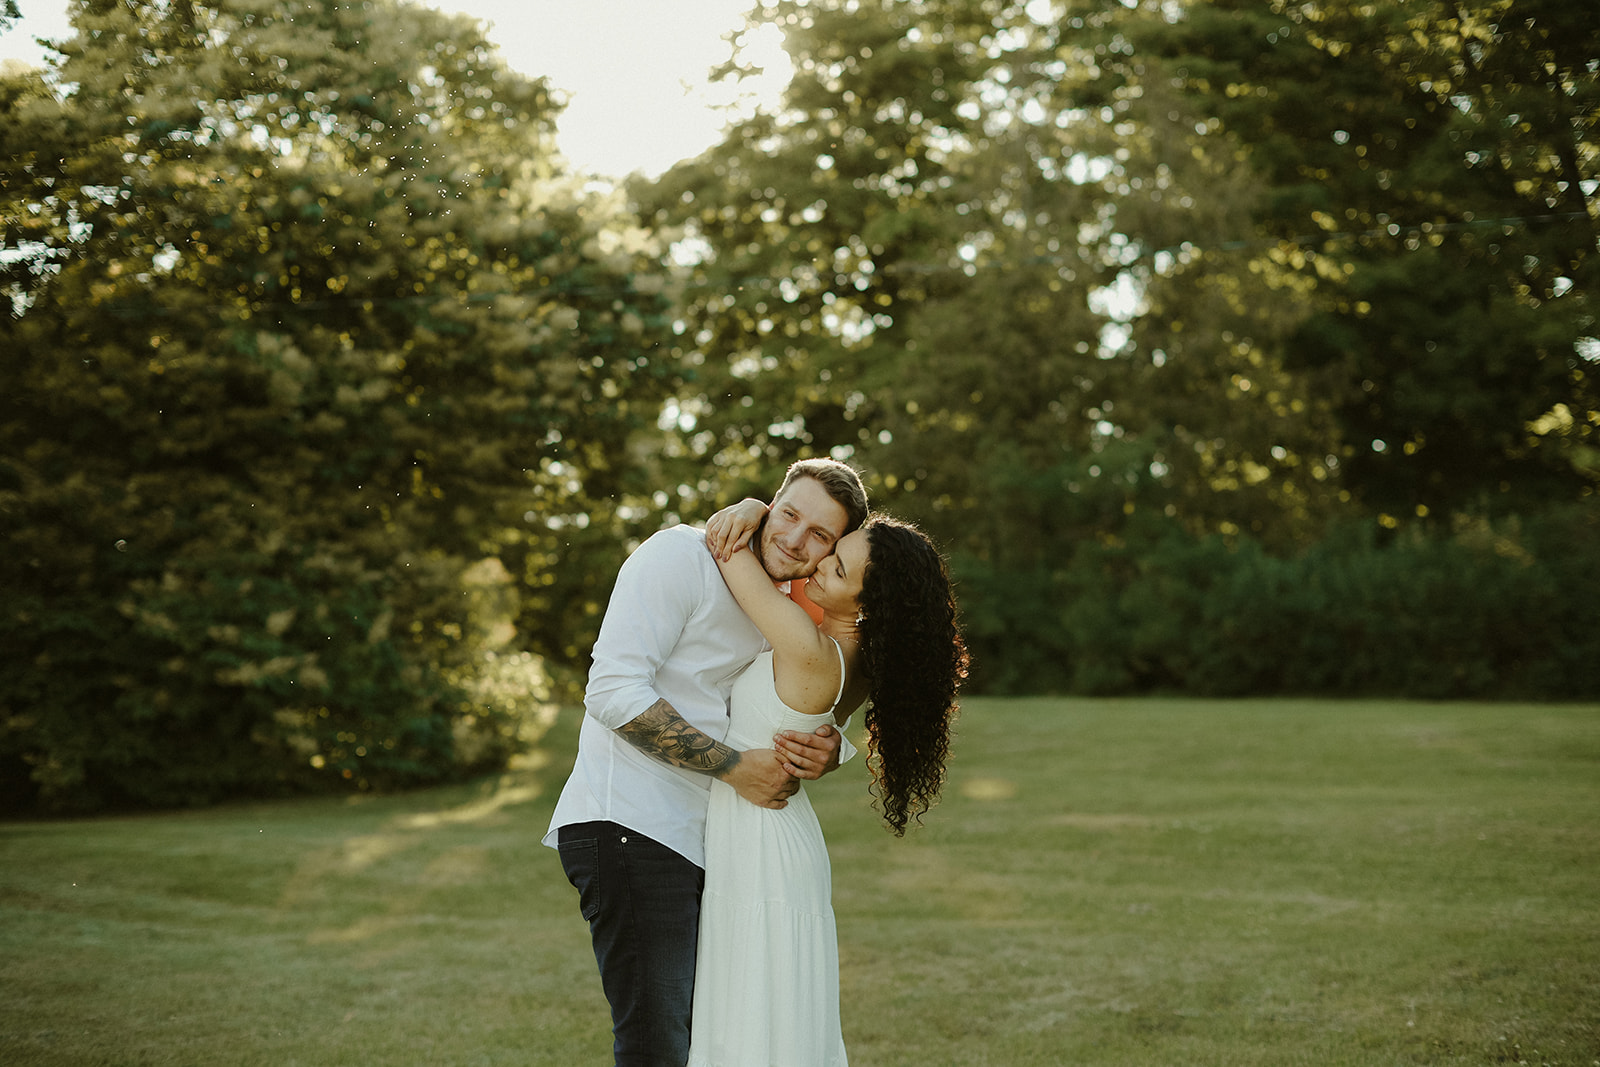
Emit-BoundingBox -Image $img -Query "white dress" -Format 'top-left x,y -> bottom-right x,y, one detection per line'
686,644 -> 849,1067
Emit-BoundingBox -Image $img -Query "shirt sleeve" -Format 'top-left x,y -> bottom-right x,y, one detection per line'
583,530 -> 703,730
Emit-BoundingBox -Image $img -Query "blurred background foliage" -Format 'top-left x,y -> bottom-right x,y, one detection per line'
2,0 -> 1595,812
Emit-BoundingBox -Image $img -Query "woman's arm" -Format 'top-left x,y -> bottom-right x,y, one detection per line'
716,543 -> 834,663
708,500 -> 847,776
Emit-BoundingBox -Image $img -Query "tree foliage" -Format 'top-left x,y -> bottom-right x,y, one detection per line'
635,0 -> 1332,683
640,0 -> 1596,691
0,0 -> 674,811
1053,504 -> 1600,699
1115,0 -> 1599,521
3,0 -> 1596,812
638,1 -> 1128,685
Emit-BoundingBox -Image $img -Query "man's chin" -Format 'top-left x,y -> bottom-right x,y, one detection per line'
759,547 -> 809,582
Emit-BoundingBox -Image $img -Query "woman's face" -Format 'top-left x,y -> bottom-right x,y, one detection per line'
807,529 -> 869,613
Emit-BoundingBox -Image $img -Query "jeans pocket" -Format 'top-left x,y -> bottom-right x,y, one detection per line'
558,837 -> 602,922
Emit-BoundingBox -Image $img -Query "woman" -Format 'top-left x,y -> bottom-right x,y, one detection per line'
686,501 -> 968,1067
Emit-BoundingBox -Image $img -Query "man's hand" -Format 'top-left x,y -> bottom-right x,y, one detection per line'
722,747 -> 800,809
775,723 -> 843,780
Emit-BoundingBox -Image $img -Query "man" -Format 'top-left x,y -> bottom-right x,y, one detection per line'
544,458 -> 870,1066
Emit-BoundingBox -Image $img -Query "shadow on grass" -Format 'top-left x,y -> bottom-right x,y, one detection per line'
275,703 -> 585,937
0,705 -> 611,1067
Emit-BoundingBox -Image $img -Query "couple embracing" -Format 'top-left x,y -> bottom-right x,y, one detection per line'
544,458 -> 968,1067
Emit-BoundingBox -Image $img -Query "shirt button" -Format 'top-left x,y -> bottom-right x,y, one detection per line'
620,836 -> 628,843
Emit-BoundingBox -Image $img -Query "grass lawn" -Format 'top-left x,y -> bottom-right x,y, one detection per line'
2,697 -> 1597,1065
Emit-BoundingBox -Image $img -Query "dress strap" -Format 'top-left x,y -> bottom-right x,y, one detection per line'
826,636 -> 847,716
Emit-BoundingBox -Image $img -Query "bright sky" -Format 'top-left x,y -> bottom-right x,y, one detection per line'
0,0 -> 790,177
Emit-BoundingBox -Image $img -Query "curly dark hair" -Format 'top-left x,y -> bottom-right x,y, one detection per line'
857,515 -> 969,836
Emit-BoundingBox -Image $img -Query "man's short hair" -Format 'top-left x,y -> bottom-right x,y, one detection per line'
777,458 -> 869,534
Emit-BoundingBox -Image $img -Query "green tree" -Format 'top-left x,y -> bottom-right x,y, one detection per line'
638,0 -> 1357,686
639,1 -> 1106,688
0,0 -> 673,811
1117,0 -> 1599,521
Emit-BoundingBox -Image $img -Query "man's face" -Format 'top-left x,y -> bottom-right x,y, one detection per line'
756,477 -> 850,581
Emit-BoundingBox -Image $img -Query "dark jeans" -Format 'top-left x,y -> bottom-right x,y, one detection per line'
558,821 -> 705,1067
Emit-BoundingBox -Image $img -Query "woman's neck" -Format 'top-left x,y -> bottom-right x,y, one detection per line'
818,609 -> 860,645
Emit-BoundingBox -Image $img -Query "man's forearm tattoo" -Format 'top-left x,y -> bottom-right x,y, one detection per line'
617,699 -> 741,778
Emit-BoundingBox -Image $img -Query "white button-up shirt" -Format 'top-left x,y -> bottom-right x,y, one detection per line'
544,524 -> 770,867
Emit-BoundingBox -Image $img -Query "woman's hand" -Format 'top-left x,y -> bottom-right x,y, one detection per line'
775,723 -> 843,779
705,498 -> 768,562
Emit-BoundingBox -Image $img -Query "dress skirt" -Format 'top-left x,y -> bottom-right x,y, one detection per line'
686,652 -> 848,1067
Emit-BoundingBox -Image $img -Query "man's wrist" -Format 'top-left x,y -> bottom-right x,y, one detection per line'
710,748 -> 743,781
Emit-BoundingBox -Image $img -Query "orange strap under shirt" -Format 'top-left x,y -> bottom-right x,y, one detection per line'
788,578 -> 824,625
